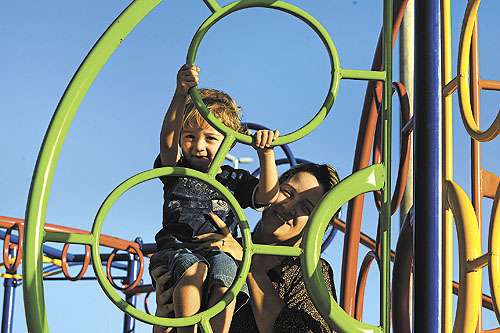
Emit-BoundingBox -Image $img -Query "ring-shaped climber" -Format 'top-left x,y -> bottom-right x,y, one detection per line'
187,0 -> 341,146
457,0 -> 500,142
302,164 -> 385,333
90,167 -> 253,329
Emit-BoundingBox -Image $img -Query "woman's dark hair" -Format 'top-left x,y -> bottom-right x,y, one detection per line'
279,163 -> 340,193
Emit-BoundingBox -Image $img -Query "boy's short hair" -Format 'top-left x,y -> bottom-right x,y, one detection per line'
183,88 -> 245,133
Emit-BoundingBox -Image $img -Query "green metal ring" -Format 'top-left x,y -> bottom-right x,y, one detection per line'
91,166 -> 253,328
301,164 -> 385,333
187,0 -> 341,146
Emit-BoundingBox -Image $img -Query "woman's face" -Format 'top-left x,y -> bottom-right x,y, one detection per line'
260,171 -> 326,245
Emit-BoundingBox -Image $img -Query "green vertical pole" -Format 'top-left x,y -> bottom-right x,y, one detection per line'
382,0 -> 393,332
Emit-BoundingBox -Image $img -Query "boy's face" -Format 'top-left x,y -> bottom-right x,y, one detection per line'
181,121 -> 224,171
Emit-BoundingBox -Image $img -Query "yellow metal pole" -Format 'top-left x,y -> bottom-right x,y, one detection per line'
441,0 -> 453,331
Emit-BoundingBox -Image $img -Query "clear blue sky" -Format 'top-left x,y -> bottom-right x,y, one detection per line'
1,1 -> 499,332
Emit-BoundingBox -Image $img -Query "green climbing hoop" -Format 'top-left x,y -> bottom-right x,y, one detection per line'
91,167 -> 253,329
301,164 -> 385,333
187,0 -> 341,146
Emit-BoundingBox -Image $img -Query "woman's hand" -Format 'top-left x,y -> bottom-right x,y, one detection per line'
193,212 -> 244,261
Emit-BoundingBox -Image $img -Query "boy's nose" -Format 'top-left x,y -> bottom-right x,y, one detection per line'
193,139 -> 206,152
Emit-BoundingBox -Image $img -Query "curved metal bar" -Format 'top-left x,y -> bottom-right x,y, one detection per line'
61,243 -> 91,281
105,247 -> 144,292
208,134 -> 235,176
445,180 -> 482,333
341,0 -> 408,314
3,223 -> 23,273
302,164 -> 385,333
488,185 -> 500,322
23,2 -> 162,331
90,166 -> 253,328
372,82 -> 411,215
144,291 -> 153,315
202,0 -> 221,13
354,251 -> 379,321
392,211 -> 413,333
244,122 -> 297,166
457,0 -> 500,142
321,225 -> 338,253
187,0 -> 341,146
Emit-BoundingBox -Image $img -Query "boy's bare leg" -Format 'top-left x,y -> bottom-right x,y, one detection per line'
171,262 -> 208,333
207,286 -> 236,333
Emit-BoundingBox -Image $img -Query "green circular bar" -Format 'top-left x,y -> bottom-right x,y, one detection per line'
90,167 -> 253,327
301,164 -> 385,333
187,0 -> 341,146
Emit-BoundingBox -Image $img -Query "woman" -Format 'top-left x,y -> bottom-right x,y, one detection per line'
195,163 -> 340,333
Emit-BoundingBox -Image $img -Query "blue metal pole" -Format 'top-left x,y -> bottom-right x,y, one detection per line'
123,238 -> 142,333
414,0 -> 442,332
2,248 -> 18,333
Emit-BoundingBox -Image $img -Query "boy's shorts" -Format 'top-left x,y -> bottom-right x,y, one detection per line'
149,247 -> 249,318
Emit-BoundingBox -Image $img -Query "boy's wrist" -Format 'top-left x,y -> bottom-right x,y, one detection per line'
257,148 -> 275,157
174,86 -> 188,98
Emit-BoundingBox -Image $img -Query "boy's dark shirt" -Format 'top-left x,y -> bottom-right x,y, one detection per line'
154,156 -> 259,250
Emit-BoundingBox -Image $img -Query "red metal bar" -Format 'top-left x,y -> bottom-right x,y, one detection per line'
341,0 -> 409,315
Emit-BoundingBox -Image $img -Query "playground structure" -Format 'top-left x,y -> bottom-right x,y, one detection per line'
1,0 -> 499,332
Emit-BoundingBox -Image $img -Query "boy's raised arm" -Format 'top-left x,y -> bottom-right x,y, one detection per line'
253,130 -> 280,206
159,64 -> 200,167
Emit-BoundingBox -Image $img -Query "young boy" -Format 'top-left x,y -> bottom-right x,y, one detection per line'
150,64 -> 280,333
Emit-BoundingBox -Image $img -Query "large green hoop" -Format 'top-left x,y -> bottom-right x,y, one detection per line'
301,164 -> 385,333
187,0 -> 341,146
91,167 -> 253,329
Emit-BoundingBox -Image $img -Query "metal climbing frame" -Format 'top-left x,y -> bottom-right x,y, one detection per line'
22,1 -> 393,332
441,1 -> 500,332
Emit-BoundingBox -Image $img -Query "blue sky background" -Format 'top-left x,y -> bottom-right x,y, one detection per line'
1,1 -> 499,332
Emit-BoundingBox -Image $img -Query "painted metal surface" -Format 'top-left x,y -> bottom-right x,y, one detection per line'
441,0 -> 453,331
457,0 -> 499,142
414,1 -> 443,332
302,164 -> 385,333
340,0 -> 408,316
489,186 -> 500,323
23,1 -> 161,332
446,181 -> 482,333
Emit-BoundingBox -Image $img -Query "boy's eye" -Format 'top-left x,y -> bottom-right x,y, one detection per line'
207,136 -> 219,141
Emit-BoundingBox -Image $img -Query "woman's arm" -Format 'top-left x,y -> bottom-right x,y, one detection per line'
246,255 -> 286,333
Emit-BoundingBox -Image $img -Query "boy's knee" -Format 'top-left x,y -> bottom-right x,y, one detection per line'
209,283 -> 229,298
182,261 -> 208,279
